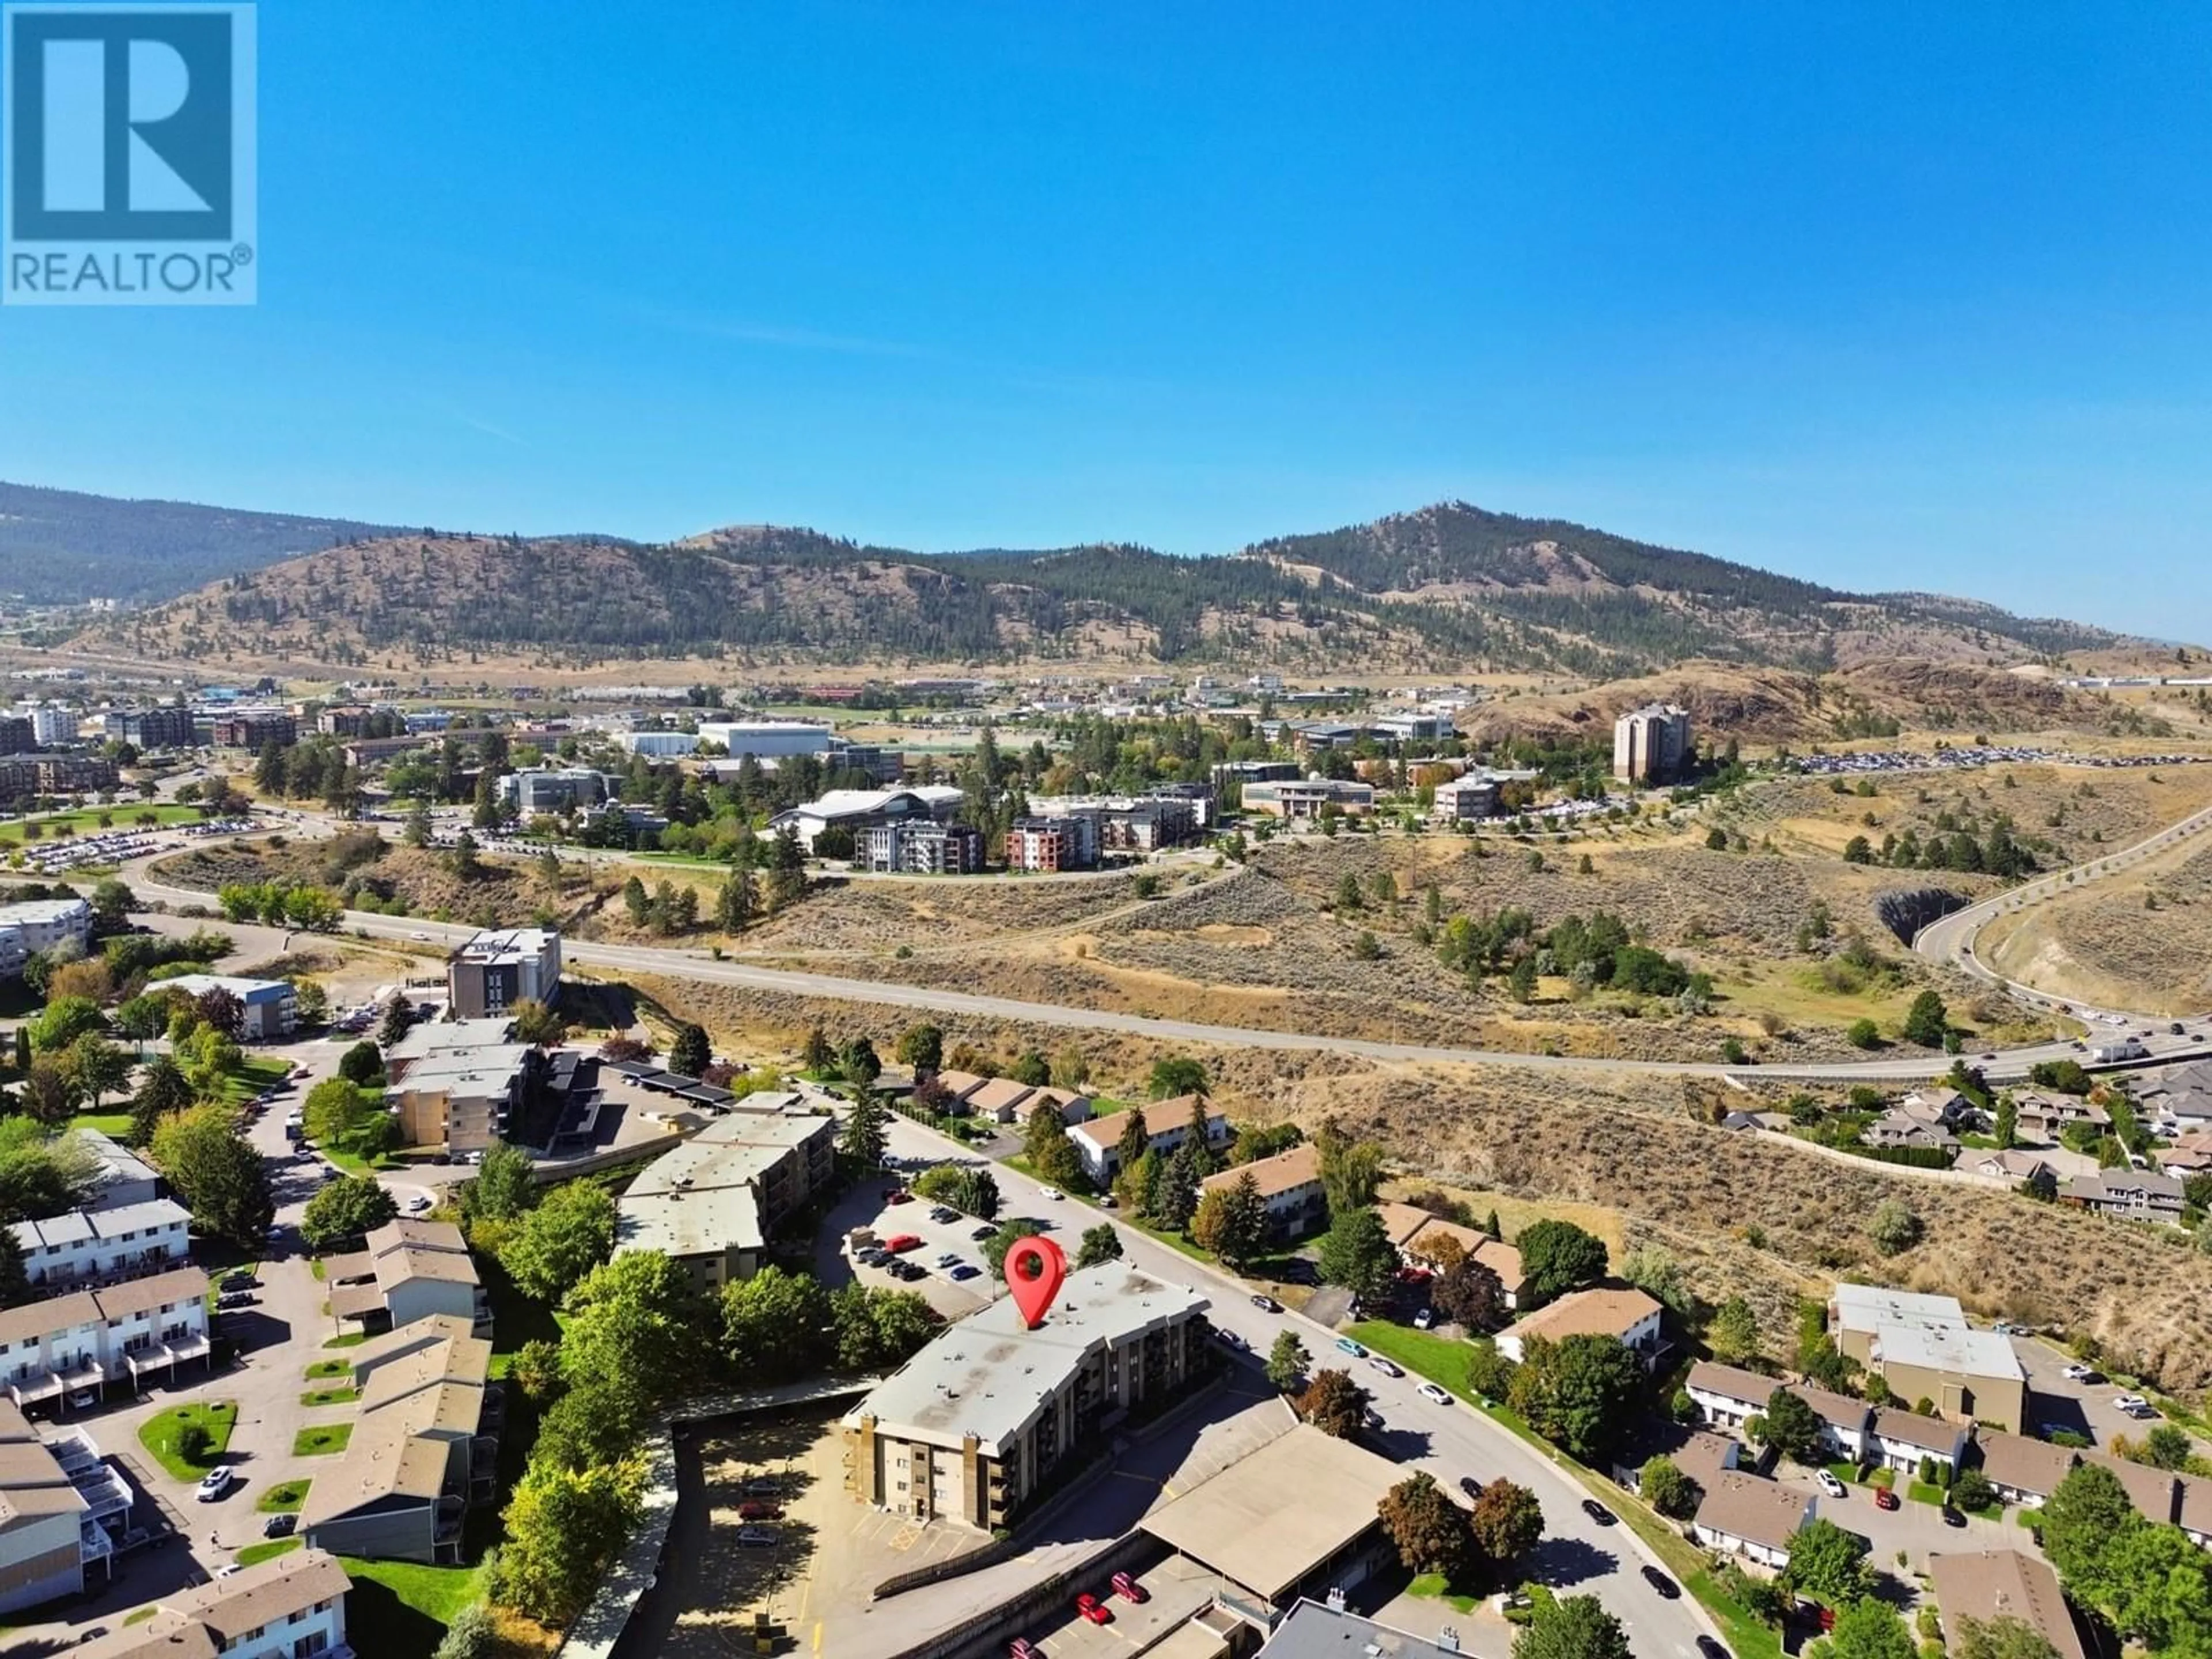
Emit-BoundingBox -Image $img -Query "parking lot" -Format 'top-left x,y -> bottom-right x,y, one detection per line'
824,1168 -> 1028,1322
2009,1334 -> 2204,1456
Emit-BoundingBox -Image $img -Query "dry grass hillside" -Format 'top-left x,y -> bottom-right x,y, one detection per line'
622,972 -> 2212,1399
1979,837 -> 2212,1016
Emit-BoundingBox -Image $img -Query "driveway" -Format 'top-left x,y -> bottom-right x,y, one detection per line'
2009,1335 -> 2209,1457
1770,1463 -> 2031,1584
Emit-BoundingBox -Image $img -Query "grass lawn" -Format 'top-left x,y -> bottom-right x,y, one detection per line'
304,1358 -> 350,1380
63,1111 -> 134,1140
257,1479 -> 310,1513
301,1387 -> 360,1407
214,1057 -> 290,1108
338,1558 -> 486,1659
309,1259 -> 327,1281
292,1424 -> 353,1457
1825,1461 -> 1862,1487
1908,1480 -> 1948,1506
137,1402 -> 237,1480
321,1333 -> 367,1350
1406,1571 -> 1481,1613
0,804 -> 200,844
234,1539 -> 303,1568
1343,1319 -> 1782,1659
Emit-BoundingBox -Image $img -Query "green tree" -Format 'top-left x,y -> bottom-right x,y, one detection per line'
1867,1197 -> 1923,1256
1469,1478 -> 1545,1564
2139,1423 -> 2193,1471
1756,1386 -> 1825,1465
840,1085 -> 889,1171
836,1036 -> 881,1086
1512,1595 -> 1633,1659
801,1023 -> 832,1074
20,1056 -> 81,1126
1950,1617 -> 2060,1659
1024,1101 -> 1088,1192
1507,1334 -> 1643,1463
1317,1131 -> 1385,1215
715,866 -> 760,933
719,1266 -> 833,1381
1903,990 -> 1949,1047
1846,1018 -> 1881,1050
88,878 -> 134,931
27,996 -> 105,1054
0,1226 -> 29,1310
1074,1223 -> 1123,1270
1296,1367 -> 1371,1438
1316,1207 -> 1399,1302
982,1217 -> 1048,1281
495,1461 -> 643,1626
2038,1462 -> 2137,1609
300,1175 -> 400,1252
1465,1337 -> 1518,1402
559,1252 -> 708,1422
1516,1219 -> 1609,1306
1640,1455 -> 1698,1519
1265,1331 -> 1310,1393
127,1054 -> 194,1146
829,1283 -> 940,1372
911,1163 -> 1000,1220
2101,1518 -> 2212,1656
511,998 -> 567,1047
431,1601 -> 498,1659
338,1040 -> 385,1086
499,1182 -> 616,1302
1113,1107 -> 1152,1178
1190,1171 -> 1270,1267
1431,1254 -> 1507,1332
1816,1599 -> 1915,1659
378,991 -> 416,1049
1378,1472 -> 1474,1580
893,1022 -> 944,1073
1147,1055 -> 1209,1098
150,1105 -> 274,1247
1708,1295 -> 1761,1365
668,1022 -> 711,1079
464,1141 -> 538,1224
1786,1517 -> 1875,1607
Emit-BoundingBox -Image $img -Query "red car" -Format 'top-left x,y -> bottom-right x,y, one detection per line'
1007,1642 -> 1037,1659
884,1190 -> 914,1205
737,1501 -> 782,1521
1395,1265 -> 1431,1284
884,1234 -> 924,1253
1075,1593 -> 1112,1626
1111,1571 -> 1149,1604
1873,1487 -> 1899,1511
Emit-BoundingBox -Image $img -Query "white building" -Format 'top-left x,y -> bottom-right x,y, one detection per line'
0,1266 -> 213,1408
72,1131 -> 160,1213
1495,1287 -> 1665,1368
770,786 -> 966,853
1692,1471 -> 1814,1570
0,1400 -> 120,1613
26,706 -> 78,746
445,927 -> 562,1018
0,898 -> 92,979
498,767 -> 618,815
696,719 -> 834,758
616,729 -> 700,757
1430,774 -> 1501,821
151,974 -> 298,1040
1067,1097 -> 1233,1184
9,1200 -> 192,1294
1613,703 -> 1692,784
71,1548 -> 354,1659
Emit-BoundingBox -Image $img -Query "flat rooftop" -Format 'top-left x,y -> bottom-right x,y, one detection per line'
1870,1320 -> 2024,1382
844,1262 -> 1206,1455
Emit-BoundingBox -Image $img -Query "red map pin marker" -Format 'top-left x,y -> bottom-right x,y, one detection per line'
1005,1234 -> 1068,1330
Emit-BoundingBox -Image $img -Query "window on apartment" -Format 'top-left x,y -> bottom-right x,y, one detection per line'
294,1633 -> 330,1658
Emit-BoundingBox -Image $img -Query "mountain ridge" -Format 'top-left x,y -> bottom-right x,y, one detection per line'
32,484 -> 2137,674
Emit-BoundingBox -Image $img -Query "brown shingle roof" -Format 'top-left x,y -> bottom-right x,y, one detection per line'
1199,1143 -> 1322,1200
1929,1551 -> 2085,1659
1687,1361 -> 1780,1408
1975,1432 -> 2078,1499
1501,1287 -> 1661,1346
1873,1407 -> 1964,1455
1693,1471 -> 1812,1552
2080,1451 -> 2179,1524
1789,1382 -> 1874,1433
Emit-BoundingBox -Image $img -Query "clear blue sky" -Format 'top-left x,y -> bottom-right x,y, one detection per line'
5,2 -> 2211,638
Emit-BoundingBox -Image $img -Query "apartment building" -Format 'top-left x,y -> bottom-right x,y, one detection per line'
0,897 -> 92,968
0,1400 -> 121,1613
383,1019 -> 538,1153
0,756 -> 120,800
0,1266 -> 212,1408
153,975 -> 298,1041
1829,1284 -> 2026,1432
1067,1098 -> 1234,1184
9,1200 -> 191,1294
73,1131 -> 161,1213
1612,703 -> 1692,784
615,1111 -> 839,1290
1495,1287 -> 1666,1368
325,1221 -> 490,1339
857,819 -> 985,875
71,1548 -> 354,1659
844,1264 -> 1209,1529
108,706 -> 196,749
26,707 -> 77,746
211,712 -> 297,749
302,1316 -> 499,1564
1196,1144 -> 1327,1244
1003,815 -> 1101,872
445,927 -> 562,1017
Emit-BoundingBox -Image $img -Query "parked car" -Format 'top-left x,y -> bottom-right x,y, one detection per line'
1074,1593 -> 1112,1626
1941,1507 -> 1968,1528
1416,1382 -> 1452,1407
1816,1470 -> 1847,1498
1696,1638 -> 1732,1659
737,1501 -> 782,1521
1007,1641 -> 1038,1659
404,1194 -> 431,1213
1641,1566 -> 1680,1599
884,1191 -> 914,1206
1369,1357 -> 1403,1378
1413,1308 -> 1434,1330
735,1525 -> 778,1548
950,1264 -> 981,1281
1459,1475 -> 1483,1499
262,1513 -> 297,1538
68,1389 -> 98,1410
1111,1571 -> 1148,1604
1335,1337 -> 1369,1359
741,1477 -> 781,1497
929,1206 -> 959,1224
1213,1328 -> 1247,1351
972,1224 -> 998,1241
1581,1498 -> 1616,1527
195,1469 -> 236,1502
1038,1187 -> 1064,1201
934,1253 -> 960,1268
1874,1487 -> 1900,1511
2061,1363 -> 2093,1382
1249,1294 -> 1281,1313
884,1235 -> 924,1254
2115,1393 -> 2150,1412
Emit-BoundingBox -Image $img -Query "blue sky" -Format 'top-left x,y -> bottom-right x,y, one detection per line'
4,2 -> 2211,637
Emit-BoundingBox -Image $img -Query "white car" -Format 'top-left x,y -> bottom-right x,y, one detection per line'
2114,1393 -> 2150,1412
1816,1470 -> 1847,1498
195,1468 -> 236,1502
405,1194 -> 432,1213
1369,1357 -> 1404,1378
1037,1187 -> 1064,1201
1416,1382 -> 1452,1407
1413,1308 -> 1434,1330
2060,1363 -> 2092,1382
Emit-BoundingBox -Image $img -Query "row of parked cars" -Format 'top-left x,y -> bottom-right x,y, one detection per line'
1007,1571 -> 1149,1656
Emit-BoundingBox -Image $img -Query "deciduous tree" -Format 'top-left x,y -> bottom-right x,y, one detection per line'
1074,1223 -> 1123,1270
499,1182 -> 615,1302
1507,1335 -> 1643,1463
1296,1368 -> 1371,1438
1512,1595 -> 1632,1659
1516,1219 -> 1609,1306
1265,1331 -> 1309,1393
300,1175 -> 399,1252
1379,1472 -> 1474,1580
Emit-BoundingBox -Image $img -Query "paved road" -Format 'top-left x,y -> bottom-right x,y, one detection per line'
1913,796 -> 2212,1030
877,1116 -> 1722,1656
